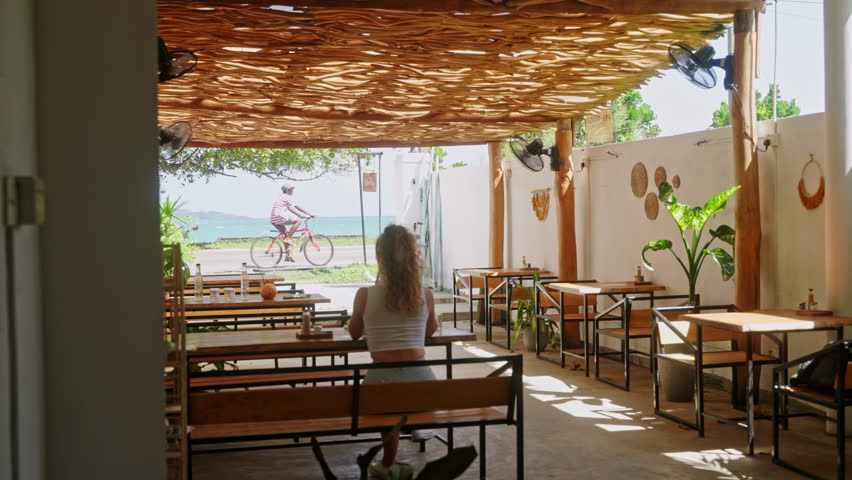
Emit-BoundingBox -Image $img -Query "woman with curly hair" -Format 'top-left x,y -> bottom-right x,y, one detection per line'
348,224 -> 439,478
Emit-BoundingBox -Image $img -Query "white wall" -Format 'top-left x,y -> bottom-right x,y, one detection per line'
35,1 -> 165,479
1,0 -> 42,477
439,113 -> 831,382
438,165 -> 490,287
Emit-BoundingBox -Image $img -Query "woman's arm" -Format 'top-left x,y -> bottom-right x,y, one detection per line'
348,287 -> 368,340
424,288 -> 438,338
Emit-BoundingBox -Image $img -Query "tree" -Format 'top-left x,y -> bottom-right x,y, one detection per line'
575,90 -> 661,147
710,83 -> 800,128
160,147 -> 363,183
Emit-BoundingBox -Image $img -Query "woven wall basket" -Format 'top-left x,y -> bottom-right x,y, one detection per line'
654,166 -> 667,188
631,162 -> 648,198
644,192 -> 659,220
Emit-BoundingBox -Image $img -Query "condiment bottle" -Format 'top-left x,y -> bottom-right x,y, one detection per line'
194,264 -> 204,302
634,266 -> 644,282
301,311 -> 312,335
807,289 -> 815,311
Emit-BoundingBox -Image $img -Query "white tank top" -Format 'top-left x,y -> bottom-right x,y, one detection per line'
363,284 -> 428,353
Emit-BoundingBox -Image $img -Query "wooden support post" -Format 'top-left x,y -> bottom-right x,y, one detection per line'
488,141 -> 504,268
731,9 -> 761,407
731,9 -> 761,312
555,119 -> 580,347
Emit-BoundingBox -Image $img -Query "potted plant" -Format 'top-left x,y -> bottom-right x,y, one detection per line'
641,181 -> 739,401
511,272 -> 550,352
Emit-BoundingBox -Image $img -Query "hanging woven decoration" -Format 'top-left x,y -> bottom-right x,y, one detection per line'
531,188 -> 550,221
644,192 -> 659,220
630,162 -> 648,197
798,153 -> 825,210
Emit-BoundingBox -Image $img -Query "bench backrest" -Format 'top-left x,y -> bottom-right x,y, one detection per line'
190,358 -> 519,427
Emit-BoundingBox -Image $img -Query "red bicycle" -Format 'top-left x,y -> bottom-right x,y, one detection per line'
250,218 -> 335,267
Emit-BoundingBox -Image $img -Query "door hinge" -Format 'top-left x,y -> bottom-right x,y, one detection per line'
4,176 -> 45,226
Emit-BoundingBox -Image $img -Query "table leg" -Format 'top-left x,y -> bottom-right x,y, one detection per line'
560,291 -> 566,368
583,295 -> 590,377
746,333 -> 755,456
696,326 -> 705,436
485,277 -> 492,342
446,343 -> 453,380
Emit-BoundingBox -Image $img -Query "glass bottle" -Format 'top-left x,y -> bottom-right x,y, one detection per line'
240,262 -> 249,301
301,311 -> 312,335
194,264 -> 204,302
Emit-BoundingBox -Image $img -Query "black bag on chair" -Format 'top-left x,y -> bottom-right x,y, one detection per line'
790,340 -> 852,392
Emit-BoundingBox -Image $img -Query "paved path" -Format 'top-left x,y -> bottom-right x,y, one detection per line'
195,244 -> 376,274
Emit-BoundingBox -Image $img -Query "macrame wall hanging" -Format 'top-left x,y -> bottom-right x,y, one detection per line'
798,153 -> 825,210
531,188 -> 550,221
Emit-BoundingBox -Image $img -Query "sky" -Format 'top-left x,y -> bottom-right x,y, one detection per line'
161,0 -> 825,219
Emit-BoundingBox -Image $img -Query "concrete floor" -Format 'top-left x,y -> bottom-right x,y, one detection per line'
191,315 -> 848,480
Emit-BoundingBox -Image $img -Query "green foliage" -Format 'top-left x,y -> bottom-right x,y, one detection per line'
160,147 -> 363,182
641,182 -> 740,304
710,83 -> 801,128
511,272 -> 552,346
160,196 -> 198,262
275,264 -> 379,284
576,90 -> 661,147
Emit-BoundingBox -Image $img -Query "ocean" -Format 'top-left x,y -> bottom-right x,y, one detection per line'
186,215 -> 396,243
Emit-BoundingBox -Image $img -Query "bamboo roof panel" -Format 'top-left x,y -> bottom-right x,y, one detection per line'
157,2 -> 743,147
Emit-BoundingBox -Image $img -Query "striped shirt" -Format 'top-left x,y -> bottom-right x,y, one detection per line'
270,193 -> 297,224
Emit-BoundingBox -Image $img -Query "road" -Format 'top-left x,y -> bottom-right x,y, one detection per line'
195,244 -> 376,274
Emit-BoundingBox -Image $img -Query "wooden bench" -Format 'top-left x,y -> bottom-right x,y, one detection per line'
185,308 -> 350,329
188,355 -> 524,479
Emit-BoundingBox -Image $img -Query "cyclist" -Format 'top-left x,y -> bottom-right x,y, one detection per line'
270,183 -> 315,258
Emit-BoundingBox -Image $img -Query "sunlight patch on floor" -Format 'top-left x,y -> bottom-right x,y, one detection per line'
553,398 -> 634,420
522,375 -> 578,394
594,424 -> 648,432
662,448 -> 751,480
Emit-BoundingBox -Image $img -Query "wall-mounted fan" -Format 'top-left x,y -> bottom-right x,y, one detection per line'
159,121 -> 192,160
668,43 -> 734,90
510,137 -> 560,172
158,36 -> 197,83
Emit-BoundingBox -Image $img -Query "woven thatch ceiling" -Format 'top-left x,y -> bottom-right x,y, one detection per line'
157,1 -> 762,148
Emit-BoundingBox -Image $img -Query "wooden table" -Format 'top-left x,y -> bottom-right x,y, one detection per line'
184,293 -> 329,310
182,293 -> 331,328
545,282 -> 666,375
458,268 -> 554,348
680,309 -> 852,455
187,273 -> 282,287
187,326 -> 477,378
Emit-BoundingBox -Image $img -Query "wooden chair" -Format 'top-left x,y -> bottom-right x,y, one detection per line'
593,294 -> 691,391
535,279 -> 617,372
772,340 -> 852,480
489,280 -> 534,350
651,304 -> 780,435
451,267 -> 505,332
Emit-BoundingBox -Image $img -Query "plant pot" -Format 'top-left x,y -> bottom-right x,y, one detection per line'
659,344 -> 695,402
520,326 -> 548,353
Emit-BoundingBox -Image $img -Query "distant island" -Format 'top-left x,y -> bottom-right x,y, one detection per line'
176,209 -> 254,220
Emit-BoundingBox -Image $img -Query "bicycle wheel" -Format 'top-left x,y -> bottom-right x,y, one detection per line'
250,236 -> 283,268
302,234 -> 334,266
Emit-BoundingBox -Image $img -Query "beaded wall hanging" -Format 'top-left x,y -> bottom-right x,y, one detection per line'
798,154 -> 825,210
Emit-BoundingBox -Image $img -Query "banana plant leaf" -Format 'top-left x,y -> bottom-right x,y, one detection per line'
693,186 -> 741,230
709,224 -> 735,247
705,248 -> 734,280
641,239 -> 673,270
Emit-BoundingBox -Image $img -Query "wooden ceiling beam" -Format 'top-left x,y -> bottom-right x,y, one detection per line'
159,98 -> 573,124
187,139 -> 492,149
195,0 -> 765,14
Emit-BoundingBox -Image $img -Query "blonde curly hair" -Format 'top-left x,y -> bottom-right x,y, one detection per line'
375,225 -> 424,313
